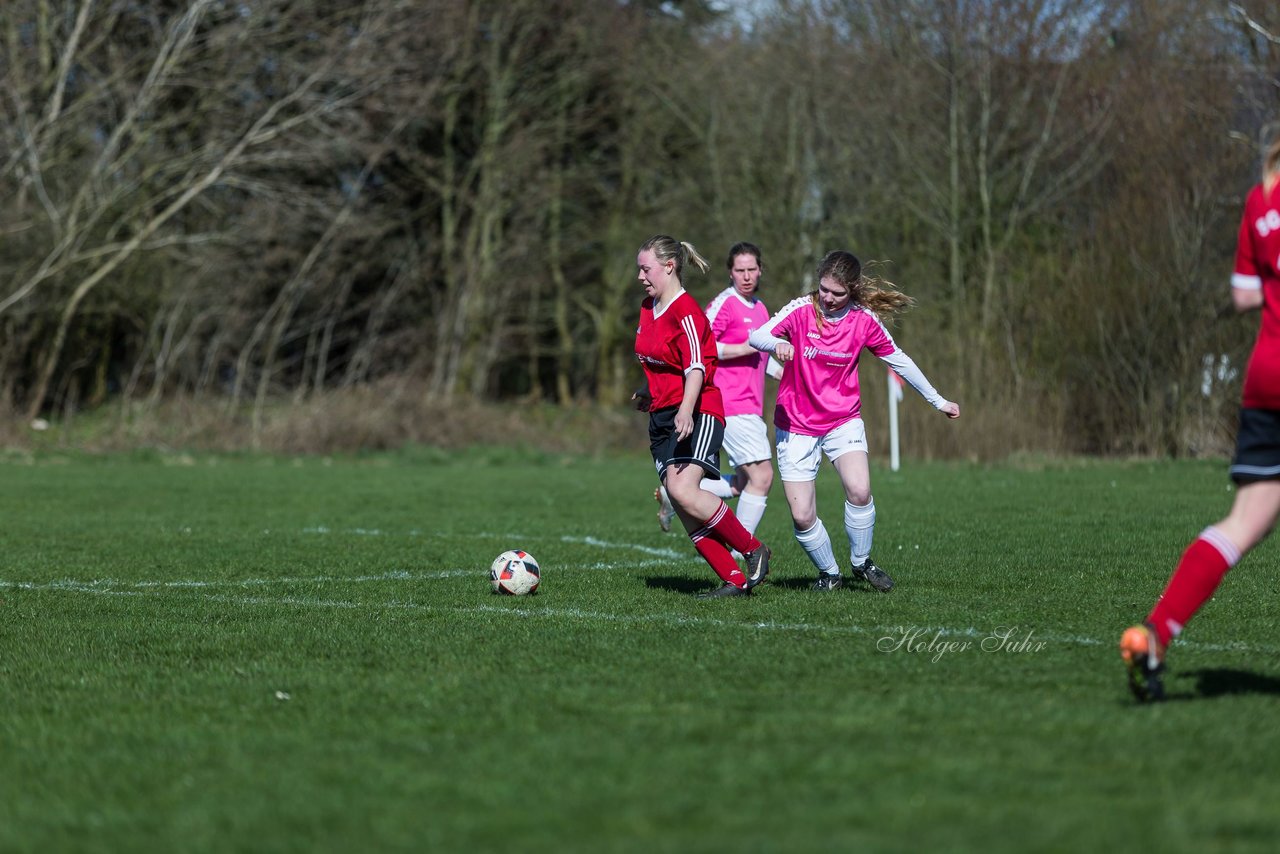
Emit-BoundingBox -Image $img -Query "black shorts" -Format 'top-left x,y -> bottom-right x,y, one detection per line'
1230,408 -> 1280,484
649,406 -> 724,481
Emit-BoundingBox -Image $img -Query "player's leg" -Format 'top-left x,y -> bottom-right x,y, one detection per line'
1120,499 -> 1258,703
664,414 -> 769,592
1140,481 -> 1280,642
1122,407 -> 1280,701
697,476 -> 736,499
734,460 -> 772,535
724,415 -> 775,537
654,484 -> 676,532
777,428 -> 840,589
649,409 -> 679,533
695,415 -> 747,501
828,420 -> 893,592
1210,479 -> 1280,553
666,462 -> 748,592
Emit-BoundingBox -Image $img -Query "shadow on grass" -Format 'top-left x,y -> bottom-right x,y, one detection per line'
1187,668 -> 1280,698
642,573 -> 888,595
1144,668 -> 1280,704
766,575 -> 886,593
643,575 -> 710,594
769,575 -> 818,591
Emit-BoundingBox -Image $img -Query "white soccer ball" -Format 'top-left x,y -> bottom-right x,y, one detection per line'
489,549 -> 541,596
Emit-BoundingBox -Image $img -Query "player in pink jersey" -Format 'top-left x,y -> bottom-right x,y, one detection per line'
749,250 -> 959,592
653,242 -> 782,539
1121,131 -> 1280,701
630,235 -> 772,598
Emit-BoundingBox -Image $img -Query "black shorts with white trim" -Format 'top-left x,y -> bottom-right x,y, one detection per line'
1230,407 -> 1280,484
648,406 -> 724,481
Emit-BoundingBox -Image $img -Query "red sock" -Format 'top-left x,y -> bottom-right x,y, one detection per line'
1147,528 -> 1238,646
692,532 -> 747,587
701,500 -> 762,555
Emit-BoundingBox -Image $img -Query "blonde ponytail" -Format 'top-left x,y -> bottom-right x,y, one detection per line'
681,241 -> 710,275
639,235 -> 710,282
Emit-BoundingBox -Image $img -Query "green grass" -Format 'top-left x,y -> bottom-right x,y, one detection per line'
2,449 -> 1278,852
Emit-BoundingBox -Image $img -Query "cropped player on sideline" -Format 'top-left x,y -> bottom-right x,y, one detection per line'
1121,130 -> 1280,701
749,250 -> 959,592
654,241 -> 782,541
631,235 -> 772,598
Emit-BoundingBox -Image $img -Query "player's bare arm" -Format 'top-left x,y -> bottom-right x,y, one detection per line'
675,368 -> 704,440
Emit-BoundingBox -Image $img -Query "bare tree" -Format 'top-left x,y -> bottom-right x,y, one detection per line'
0,0 -> 410,416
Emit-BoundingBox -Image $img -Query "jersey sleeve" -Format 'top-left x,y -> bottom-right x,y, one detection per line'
705,289 -> 732,338
707,290 -> 736,359
1234,194 -> 1263,291
864,312 -> 946,409
880,348 -> 946,409
749,296 -> 807,352
676,312 -> 707,376
863,313 -> 896,358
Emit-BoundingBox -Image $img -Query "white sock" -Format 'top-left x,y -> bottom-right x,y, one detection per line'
795,520 -> 839,575
700,476 -> 735,499
845,500 -> 875,568
735,491 -> 768,536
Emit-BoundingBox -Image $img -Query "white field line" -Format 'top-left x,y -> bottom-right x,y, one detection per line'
4,575 -> 1275,656
0,570 -> 470,590
298,527 -> 689,561
559,536 -> 685,558
3,531 -> 1271,655
0,559 -> 674,593
0,532 -> 688,593
0,563 -> 670,591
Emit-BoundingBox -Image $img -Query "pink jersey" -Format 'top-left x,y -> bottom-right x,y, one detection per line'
705,287 -> 772,417
752,296 -> 897,436
1233,182 -> 1280,409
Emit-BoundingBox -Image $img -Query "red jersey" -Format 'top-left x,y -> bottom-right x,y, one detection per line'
1234,182 -> 1280,409
635,290 -> 725,420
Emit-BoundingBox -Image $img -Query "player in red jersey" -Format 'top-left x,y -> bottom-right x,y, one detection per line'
1121,131 -> 1280,701
652,242 -> 782,539
631,235 -> 772,598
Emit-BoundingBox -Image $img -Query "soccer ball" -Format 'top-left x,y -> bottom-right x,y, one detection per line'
490,549 -> 541,596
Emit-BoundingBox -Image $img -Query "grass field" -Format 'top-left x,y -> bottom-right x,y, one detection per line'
3,448 -> 1279,852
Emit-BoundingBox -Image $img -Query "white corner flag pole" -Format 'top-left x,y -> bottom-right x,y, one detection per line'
887,368 -> 901,472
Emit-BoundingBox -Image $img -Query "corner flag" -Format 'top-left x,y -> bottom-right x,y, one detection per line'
887,368 -> 903,471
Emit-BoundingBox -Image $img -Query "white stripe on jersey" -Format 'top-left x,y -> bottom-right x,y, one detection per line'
707,286 -> 759,325
681,315 -> 704,374
749,295 -> 810,352
1232,273 -> 1263,290
705,288 -> 732,326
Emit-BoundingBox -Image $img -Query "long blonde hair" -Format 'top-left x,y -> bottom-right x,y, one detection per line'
810,250 -> 913,327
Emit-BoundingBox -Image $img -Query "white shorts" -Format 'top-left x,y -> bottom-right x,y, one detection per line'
776,419 -> 867,482
722,414 -> 772,469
